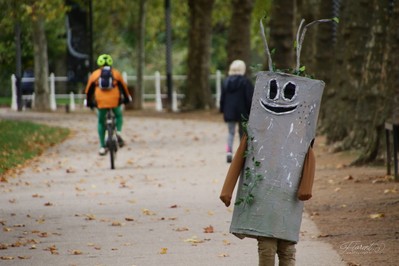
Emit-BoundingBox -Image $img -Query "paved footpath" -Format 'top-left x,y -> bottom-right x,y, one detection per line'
0,109 -> 345,266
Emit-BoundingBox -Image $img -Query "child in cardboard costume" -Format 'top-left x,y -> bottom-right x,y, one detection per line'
220,19 -> 335,266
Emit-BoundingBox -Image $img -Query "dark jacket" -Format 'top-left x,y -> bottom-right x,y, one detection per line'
220,75 -> 254,122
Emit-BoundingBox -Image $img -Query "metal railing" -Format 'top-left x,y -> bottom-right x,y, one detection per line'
11,71 -> 223,112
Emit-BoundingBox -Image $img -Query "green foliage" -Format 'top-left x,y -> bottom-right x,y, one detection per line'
235,122 -> 264,206
0,0 -> 271,95
0,120 -> 69,175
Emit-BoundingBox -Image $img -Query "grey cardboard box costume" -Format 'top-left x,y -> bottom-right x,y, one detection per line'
220,19 -> 333,244
230,71 -> 324,243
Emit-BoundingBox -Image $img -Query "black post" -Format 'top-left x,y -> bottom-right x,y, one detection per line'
88,0 -> 94,71
165,0 -> 173,111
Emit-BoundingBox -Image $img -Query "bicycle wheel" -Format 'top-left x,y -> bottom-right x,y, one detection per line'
107,124 -> 116,170
109,140 -> 115,169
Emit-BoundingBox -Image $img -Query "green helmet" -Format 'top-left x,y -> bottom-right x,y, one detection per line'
97,54 -> 113,66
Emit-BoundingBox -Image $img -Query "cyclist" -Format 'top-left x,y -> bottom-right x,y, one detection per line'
85,54 -> 132,156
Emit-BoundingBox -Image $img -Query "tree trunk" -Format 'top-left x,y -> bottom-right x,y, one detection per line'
32,15 -> 50,111
226,0 -> 254,75
184,0 -> 215,110
349,0 -> 388,164
269,0 -> 297,71
384,2 -> 399,125
321,0 -> 373,145
134,0 -> 147,110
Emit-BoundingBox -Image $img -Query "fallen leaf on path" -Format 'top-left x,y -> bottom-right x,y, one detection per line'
223,240 -> 231,246
184,236 -> 204,245
44,245 -> 59,255
174,227 -> 189,232
344,175 -> 354,180
111,221 -> 123,226
125,217 -> 135,222
32,194 -> 44,198
170,204 -> 178,208
66,168 -> 76,173
159,247 -> 168,254
13,224 -> 25,228
17,256 -> 31,259
85,214 -> 96,221
70,250 -> 83,255
75,186 -> 85,192
369,213 -> 384,219
317,234 -> 331,238
0,256 -> 14,260
142,209 -> 156,216
203,225 -> 214,233
44,202 -> 53,206
0,243 -> 8,249
384,188 -> 397,194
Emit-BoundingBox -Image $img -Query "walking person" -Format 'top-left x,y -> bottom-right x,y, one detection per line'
85,54 -> 132,156
220,60 -> 254,163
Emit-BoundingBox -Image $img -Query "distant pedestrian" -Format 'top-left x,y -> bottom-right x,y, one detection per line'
220,60 -> 254,163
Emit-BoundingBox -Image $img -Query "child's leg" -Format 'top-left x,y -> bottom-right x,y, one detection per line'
257,237 -> 277,266
97,109 -> 107,148
227,122 -> 235,152
277,239 -> 296,266
112,106 -> 123,132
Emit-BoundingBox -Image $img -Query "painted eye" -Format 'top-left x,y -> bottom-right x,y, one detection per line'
283,82 -> 296,101
268,79 -> 278,100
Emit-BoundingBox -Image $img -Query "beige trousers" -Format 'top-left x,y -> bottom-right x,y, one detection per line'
258,237 -> 296,266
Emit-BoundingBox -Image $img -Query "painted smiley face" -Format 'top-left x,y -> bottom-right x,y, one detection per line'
260,79 -> 298,115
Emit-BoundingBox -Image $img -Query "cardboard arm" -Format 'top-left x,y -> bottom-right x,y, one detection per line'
219,135 -> 248,207
297,146 -> 316,201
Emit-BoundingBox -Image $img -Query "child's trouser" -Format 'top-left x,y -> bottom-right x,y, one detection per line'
97,106 -> 123,148
257,237 -> 296,266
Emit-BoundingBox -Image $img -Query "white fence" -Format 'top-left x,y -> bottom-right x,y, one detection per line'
11,70 -> 223,112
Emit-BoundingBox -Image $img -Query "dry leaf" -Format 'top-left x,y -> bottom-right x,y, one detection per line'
184,236 -> 204,245
142,209 -> 156,216
125,217 -> 134,222
0,243 -> 8,250
344,175 -> 353,180
174,227 -> 189,232
170,204 -> 178,208
384,188 -> 397,194
0,256 -> 14,260
66,168 -> 76,173
369,213 -> 384,219
111,221 -> 122,226
159,247 -> 168,254
223,240 -> 231,246
18,256 -> 31,259
203,225 -> 214,233
44,245 -> 58,255
70,250 -> 83,255
85,214 -> 96,221
44,202 -> 53,206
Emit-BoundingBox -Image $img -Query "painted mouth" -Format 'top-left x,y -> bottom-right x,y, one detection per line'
260,99 -> 298,115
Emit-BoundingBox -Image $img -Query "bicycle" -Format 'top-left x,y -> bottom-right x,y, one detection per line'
105,108 -> 118,169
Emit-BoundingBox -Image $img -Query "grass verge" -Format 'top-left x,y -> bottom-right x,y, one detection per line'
0,120 -> 70,177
